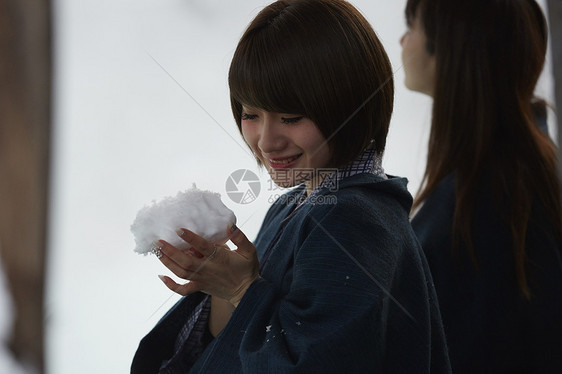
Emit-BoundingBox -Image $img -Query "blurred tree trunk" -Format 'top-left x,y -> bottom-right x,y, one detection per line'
549,1 -> 562,202
0,0 -> 51,372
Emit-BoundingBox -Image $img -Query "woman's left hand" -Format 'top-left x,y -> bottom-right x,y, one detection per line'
155,226 -> 260,307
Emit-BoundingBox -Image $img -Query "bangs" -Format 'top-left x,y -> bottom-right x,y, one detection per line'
229,23 -> 307,116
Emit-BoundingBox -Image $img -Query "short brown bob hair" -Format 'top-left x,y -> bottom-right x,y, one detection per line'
229,0 -> 394,168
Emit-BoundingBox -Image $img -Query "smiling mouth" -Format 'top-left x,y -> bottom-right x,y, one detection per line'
267,154 -> 302,168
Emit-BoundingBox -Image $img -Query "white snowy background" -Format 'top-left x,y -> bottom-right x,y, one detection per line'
1,0 -> 554,373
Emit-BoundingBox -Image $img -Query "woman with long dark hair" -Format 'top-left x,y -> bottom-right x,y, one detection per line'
401,0 -> 562,372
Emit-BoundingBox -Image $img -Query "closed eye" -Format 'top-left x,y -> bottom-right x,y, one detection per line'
281,116 -> 304,124
241,113 -> 258,121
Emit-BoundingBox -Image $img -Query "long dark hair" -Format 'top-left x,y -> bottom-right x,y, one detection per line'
407,0 -> 562,299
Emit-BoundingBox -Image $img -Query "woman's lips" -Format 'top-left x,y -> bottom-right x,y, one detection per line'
267,154 -> 302,169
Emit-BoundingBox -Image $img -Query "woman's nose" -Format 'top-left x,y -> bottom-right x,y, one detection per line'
258,116 -> 286,154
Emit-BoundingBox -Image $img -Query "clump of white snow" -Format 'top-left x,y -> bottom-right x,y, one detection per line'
131,185 -> 237,255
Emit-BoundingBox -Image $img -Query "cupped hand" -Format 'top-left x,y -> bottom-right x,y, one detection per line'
155,225 -> 260,307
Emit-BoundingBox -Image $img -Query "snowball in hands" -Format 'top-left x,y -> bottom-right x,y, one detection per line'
131,186 -> 237,255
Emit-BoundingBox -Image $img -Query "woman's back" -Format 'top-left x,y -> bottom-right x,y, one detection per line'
401,0 -> 562,371
412,173 -> 562,372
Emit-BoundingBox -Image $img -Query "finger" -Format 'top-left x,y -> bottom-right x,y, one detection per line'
159,253 -> 199,280
176,228 -> 215,257
158,275 -> 202,296
158,240 -> 201,271
228,225 -> 255,257
189,247 -> 205,258
156,241 -> 205,280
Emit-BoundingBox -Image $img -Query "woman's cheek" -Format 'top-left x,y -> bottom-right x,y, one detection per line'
241,122 -> 260,155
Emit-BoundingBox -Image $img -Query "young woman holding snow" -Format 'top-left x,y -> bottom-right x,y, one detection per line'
132,1 -> 451,372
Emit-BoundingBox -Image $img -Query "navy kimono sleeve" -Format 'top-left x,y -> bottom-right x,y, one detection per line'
190,182 -> 450,373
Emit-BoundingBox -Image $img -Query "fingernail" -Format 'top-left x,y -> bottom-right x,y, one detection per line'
158,275 -> 166,282
151,241 -> 163,258
176,228 -> 193,242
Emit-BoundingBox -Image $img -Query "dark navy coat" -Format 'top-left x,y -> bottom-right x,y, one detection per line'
412,174 -> 562,373
133,174 -> 451,373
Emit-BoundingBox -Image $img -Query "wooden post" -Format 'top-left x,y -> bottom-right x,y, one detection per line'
548,1 -> 562,204
0,0 -> 51,371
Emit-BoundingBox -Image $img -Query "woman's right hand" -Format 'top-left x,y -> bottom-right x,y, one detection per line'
156,225 -> 260,307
